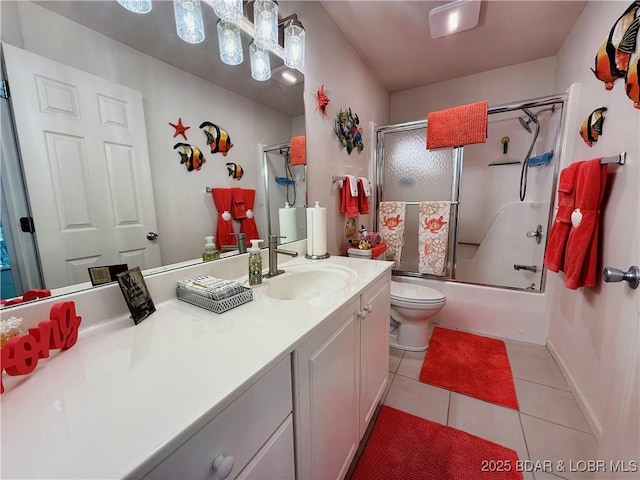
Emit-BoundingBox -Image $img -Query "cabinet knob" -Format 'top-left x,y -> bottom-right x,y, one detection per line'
364,304 -> 373,313
212,454 -> 234,479
358,310 -> 368,319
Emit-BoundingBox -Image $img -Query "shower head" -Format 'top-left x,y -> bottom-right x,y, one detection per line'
518,105 -> 556,133
518,116 -> 533,133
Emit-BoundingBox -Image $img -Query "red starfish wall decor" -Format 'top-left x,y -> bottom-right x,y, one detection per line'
169,117 -> 190,141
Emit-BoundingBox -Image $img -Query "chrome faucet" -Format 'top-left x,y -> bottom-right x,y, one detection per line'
265,234 -> 298,278
222,233 -> 247,254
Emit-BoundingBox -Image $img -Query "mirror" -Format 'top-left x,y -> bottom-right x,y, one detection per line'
0,0 -> 305,303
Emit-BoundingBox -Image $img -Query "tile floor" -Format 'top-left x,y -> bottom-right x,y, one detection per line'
350,326 -> 599,480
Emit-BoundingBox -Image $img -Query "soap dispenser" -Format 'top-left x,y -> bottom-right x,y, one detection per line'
248,239 -> 264,285
202,236 -> 220,262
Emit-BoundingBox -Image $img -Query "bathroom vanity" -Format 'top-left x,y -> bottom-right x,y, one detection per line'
0,249 -> 391,479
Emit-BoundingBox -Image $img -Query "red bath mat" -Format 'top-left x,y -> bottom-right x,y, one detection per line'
419,327 -> 519,409
351,406 -> 523,480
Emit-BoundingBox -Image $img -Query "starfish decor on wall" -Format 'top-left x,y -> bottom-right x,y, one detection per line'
169,117 -> 190,141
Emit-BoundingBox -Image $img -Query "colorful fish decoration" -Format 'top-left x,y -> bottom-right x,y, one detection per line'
316,84 -> 330,116
199,121 -> 233,156
591,1 -> 640,90
174,142 -> 206,171
579,107 -> 607,147
334,108 -> 364,155
626,53 -> 640,108
226,162 -> 244,181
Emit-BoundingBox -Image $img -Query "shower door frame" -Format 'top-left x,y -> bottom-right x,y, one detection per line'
374,93 -> 568,293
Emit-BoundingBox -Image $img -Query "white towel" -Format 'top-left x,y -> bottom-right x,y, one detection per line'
418,201 -> 451,275
344,175 -> 358,196
357,177 -> 371,197
378,201 -> 406,268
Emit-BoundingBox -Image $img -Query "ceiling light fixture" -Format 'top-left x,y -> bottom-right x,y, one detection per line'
174,0 -> 205,44
117,0 -> 152,14
217,19 -> 243,65
249,40 -> 271,81
254,0 -> 279,51
211,0 -> 242,22
429,0 -> 481,39
283,18 -> 305,69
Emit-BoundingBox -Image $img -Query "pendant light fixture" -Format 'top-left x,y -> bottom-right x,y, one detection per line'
217,20 -> 243,65
284,18 -> 305,68
173,0 -> 205,44
212,0 -> 243,22
253,0 -> 278,51
117,0 -> 152,14
249,40 -> 271,81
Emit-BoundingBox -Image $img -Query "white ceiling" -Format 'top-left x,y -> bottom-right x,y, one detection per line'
321,1 -> 587,92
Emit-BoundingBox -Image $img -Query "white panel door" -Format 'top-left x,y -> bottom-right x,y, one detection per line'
3,43 -> 160,289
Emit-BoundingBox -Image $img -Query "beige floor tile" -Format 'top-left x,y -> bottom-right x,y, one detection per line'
383,374 -> 449,424
507,343 -> 569,390
395,349 -> 427,380
515,379 -> 591,433
389,347 -> 403,373
448,392 -> 530,464
521,414 -> 598,480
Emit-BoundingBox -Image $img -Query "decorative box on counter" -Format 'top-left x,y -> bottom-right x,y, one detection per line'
176,275 -> 252,314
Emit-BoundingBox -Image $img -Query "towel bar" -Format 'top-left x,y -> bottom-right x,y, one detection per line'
601,152 -> 626,165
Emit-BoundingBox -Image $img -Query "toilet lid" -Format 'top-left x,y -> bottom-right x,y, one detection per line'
390,281 -> 445,304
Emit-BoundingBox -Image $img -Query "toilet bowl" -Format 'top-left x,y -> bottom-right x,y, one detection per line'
390,280 -> 446,351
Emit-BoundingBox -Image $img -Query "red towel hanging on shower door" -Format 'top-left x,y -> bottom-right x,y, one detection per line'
211,188 -> 235,250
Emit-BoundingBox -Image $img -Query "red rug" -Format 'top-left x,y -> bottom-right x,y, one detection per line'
419,327 -> 519,410
351,406 -> 523,480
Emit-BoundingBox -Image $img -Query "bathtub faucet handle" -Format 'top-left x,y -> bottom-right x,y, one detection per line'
526,224 -> 544,244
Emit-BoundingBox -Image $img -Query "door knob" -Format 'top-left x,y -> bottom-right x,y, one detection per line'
146,232 -> 159,240
212,454 -> 234,479
602,266 -> 639,289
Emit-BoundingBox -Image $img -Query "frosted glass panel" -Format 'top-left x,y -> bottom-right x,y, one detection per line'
383,128 -> 454,202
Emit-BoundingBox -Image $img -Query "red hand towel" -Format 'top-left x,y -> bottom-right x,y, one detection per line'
357,177 -> 370,214
340,176 -> 359,219
211,188 -> 235,250
563,159 -> 608,289
231,187 -> 247,219
370,242 -> 387,259
426,100 -> 488,149
544,161 -> 583,272
239,188 -> 259,242
290,135 -> 306,166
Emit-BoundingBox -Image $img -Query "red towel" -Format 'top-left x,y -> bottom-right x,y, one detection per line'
231,188 -> 247,219
211,188 -> 234,250
563,159 -> 608,289
357,177 -> 370,214
340,176 -> 359,219
426,101 -> 488,149
370,242 -> 387,259
290,135 -> 306,165
239,188 -> 260,242
544,161 -> 583,272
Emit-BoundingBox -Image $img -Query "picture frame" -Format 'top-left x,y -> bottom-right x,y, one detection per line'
116,267 -> 155,325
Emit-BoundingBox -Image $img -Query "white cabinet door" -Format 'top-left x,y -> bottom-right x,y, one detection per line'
359,275 -> 391,437
295,299 -> 360,480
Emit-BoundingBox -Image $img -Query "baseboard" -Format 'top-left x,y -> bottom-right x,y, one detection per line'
546,339 -> 602,440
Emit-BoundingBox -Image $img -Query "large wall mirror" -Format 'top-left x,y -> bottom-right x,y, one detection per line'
0,0 -> 305,303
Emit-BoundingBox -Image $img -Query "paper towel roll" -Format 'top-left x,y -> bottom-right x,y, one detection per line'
279,203 -> 298,242
306,202 -> 327,256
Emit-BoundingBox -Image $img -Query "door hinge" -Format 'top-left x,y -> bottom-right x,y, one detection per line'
0,80 -> 8,99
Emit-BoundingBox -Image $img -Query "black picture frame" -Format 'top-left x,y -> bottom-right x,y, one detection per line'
116,267 -> 155,325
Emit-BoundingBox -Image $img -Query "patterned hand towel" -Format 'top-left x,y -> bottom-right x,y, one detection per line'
418,201 -> 451,275
379,201 -> 406,268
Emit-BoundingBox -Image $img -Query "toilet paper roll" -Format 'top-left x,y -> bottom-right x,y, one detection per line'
306,203 -> 327,256
279,205 -> 298,242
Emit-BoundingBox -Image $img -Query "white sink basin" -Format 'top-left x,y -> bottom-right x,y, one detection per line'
262,264 -> 358,300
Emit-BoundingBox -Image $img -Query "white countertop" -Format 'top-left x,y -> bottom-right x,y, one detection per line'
0,254 -> 392,479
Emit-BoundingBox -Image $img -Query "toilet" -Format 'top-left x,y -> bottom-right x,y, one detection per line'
389,280 -> 446,351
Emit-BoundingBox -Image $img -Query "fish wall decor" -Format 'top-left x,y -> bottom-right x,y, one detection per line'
625,53 -> 640,108
226,162 -> 244,180
174,142 -> 206,171
199,121 -> 233,156
334,108 -> 364,155
591,1 -> 640,90
579,107 -> 607,147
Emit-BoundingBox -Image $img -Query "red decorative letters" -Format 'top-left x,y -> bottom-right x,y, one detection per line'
0,301 -> 82,393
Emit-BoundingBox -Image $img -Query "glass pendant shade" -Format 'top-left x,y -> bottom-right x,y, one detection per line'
253,0 -> 278,51
217,20 -> 243,66
117,0 -> 152,14
284,21 -> 305,68
173,0 -> 205,44
249,41 -> 271,81
212,0 -> 243,22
